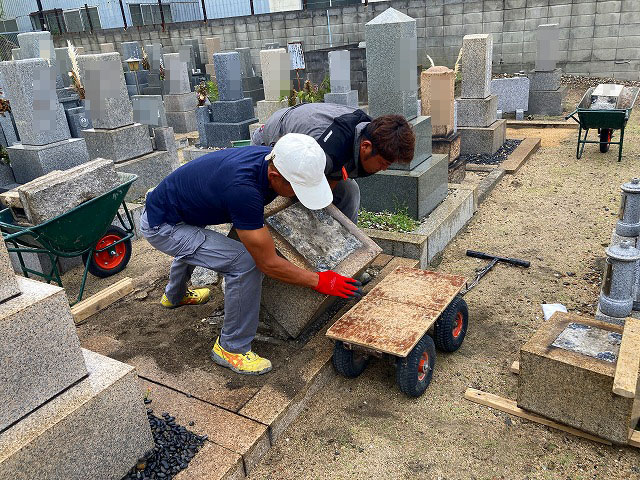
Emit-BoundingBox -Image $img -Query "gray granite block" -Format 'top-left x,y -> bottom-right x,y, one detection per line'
163,53 -> 192,95
388,115 -> 432,171
142,86 -> 163,96
535,23 -> 560,72
185,39 -> 203,70
0,59 -> 70,146
461,34 -> 493,99
356,153 -> 448,220
242,75 -> 263,91
516,109 -> 524,120
116,150 -> 179,201
126,85 -> 138,97
256,99 -> 288,124
214,52 -> 244,101
529,68 -> 562,92
236,47 -> 254,77
82,123 -> 152,162
58,94 -> 81,111
65,107 -> 92,138
0,114 -> 18,146
244,87 -> 265,105
0,349 -> 154,480
8,138 -> 90,184
210,97 -> 256,123
163,92 -> 198,113
153,126 -> 177,155
328,50 -> 352,94
527,86 -> 567,115
196,106 -> 210,147
457,95 -> 499,127
259,49 -> 291,101
132,95 -> 167,128
166,110 -> 197,134
182,146 -> 216,162
458,119 -> 507,155
76,53 -> 134,130
0,276 -> 87,432
490,77 -> 530,113
204,118 -> 258,148
124,71 -> 136,84
18,159 -> 120,224
0,240 -> 20,304
179,44 -> 196,73
17,32 -> 63,89
324,91 -> 359,108
365,7 -> 418,119
0,163 -> 15,188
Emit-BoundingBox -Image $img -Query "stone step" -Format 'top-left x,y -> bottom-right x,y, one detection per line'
0,349 -> 154,480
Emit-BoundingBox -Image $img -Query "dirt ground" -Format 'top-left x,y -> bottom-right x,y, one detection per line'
245,96 -> 640,478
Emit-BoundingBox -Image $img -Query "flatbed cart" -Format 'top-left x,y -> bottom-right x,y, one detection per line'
565,86 -> 639,162
0,172 -> 138,305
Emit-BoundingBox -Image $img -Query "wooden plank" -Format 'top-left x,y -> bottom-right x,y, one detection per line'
510,360 -> 520,374
71,277 -> 134,324
464,388 -> 612,445
613,317 -> 640,398
502,137 -> 541,174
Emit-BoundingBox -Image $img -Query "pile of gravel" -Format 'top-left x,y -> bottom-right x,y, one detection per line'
122,409 -> 207,480
460,139 -> 522,166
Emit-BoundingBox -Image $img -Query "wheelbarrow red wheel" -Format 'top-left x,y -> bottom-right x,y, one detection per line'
434,295 -> 468,353
82,226 -> 132,278
332,341 -> 370,378
600,129 -> 612,153
396,334 -> 436,398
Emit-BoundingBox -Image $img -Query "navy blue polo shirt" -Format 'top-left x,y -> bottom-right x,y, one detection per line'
145,146 -> 277,230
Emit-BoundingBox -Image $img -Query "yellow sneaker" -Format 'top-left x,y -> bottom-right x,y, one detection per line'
160,288 -> 210,308
210,337 -> 272,375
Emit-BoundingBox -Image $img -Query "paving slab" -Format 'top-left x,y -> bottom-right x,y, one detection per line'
174,443 -> 244,480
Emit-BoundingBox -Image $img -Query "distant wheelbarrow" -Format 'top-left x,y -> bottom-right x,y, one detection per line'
565,86 -> 639,162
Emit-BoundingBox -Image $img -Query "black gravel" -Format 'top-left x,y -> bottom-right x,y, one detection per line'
460,139 -> 522,165
122,408 -> 206,480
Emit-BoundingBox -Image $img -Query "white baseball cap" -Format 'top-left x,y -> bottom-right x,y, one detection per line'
268,133 -> 332,210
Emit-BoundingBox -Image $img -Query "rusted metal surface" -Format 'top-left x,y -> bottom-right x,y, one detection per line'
326,267 -> 466,357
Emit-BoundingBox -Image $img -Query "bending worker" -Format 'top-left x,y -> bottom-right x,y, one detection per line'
251,102 -> 416,223
140,133 -> 362,376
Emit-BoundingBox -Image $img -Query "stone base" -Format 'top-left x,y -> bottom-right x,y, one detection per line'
528,68 -> 562,92
389,115 -> 432,171
210,98 -> 256,123
324,91 -> 359,108
204,118 -> 258,148
432,132 -> 462,182
82,123 -> 152,162
142,86 -> 163,96
0,276 -> 87,432
0,349 -> 154,480
256,99 -> 288,124
245,88 -> 265,104
8,138 -> 90,184
115,150 -> 180,201
356,153 -> 449,220
182,146 -> 216,163
517,312 -> 640,444
164,92 -> 198,113
166,110 -> 197,134
527,86 -> 568,116
456,95 -> 498,127
458,119 -> 507,155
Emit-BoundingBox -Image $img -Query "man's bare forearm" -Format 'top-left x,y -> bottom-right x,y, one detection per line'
259,255 -> 318,288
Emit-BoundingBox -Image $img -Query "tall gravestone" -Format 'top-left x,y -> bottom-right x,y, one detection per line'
132,95 -> 168,137
204,37 -> 221,79
184,38 -> 204,72
121,41 -> 148,97
143,43 -> 163,95
163,52 -> 197,133
456,34 -> 506,155
236,47 -> 265,104
528,24 -> 566,116
357,7 -> 447,220
0,58 -> 90,183
201,52 -> 258,148
324,50 -> 358,107
256,48 -> 290,124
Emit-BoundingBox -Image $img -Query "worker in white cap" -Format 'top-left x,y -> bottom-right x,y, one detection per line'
140,133 -> 362,375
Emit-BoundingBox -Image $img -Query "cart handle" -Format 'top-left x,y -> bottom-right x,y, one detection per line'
565,110 -> 579,122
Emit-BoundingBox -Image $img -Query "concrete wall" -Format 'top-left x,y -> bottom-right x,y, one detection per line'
52,0 -> 640,81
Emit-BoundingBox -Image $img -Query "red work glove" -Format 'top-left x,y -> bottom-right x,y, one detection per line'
315,270 -> 363,299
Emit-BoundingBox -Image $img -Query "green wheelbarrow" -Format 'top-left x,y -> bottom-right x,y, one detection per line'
565,86 -> 639,162
0,172 -> 138,305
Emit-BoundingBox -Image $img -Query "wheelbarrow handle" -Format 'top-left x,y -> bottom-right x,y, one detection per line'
466,250 -> 530,268
565,110 -> 578,122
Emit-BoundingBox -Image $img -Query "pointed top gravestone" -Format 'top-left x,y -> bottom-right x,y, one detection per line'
365,7 -> 418,120
461,34 -> 493,99
213,52 -> 243,101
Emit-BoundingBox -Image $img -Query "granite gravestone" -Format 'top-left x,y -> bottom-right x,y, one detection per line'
323,50 -> 358,107
143,43 -> 164,95
528,24 -> 566,116
235,47 -> 264,104
204,37 -> 222,79
184,39 -> 203,72
490,77 -> 530,120
132,95 -> 168,136
256,48 -> 290,123
17,32 -> 63,90
163,52 -> 197,133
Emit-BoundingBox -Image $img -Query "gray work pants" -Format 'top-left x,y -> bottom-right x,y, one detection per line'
140,210 -> 262,354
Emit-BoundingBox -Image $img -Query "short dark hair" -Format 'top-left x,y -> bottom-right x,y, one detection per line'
363,115 -> 415,164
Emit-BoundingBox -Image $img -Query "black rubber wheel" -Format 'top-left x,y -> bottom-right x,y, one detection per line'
332,341 -> 370,378
600,129 -> 612,153
83,226 -> 132,278
395,334 -> 436,398
434,295 -> 469,352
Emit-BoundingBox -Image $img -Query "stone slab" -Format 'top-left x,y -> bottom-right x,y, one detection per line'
324,91 -> 358,108
203,118 -> 258,148
55,48 -> 72,88
461,34 -> 493,99
166,110 -> 198,134
528,68 -> 562,92
115,150 -> 179,201
535,23 -> 560,72
421,66 -> 455,137
173,442 -> 244,480
82,123 -> 152,162
356,153 -> 449,220
490,77 -> 530,114
242,75 -> 263,92
256,99 -> 289,124
182,146 -> 216,162
214,52 -> 244,102
388,115 -> 432,171
0,349 -> 153,479
517,312 -> 640,444
132,95 -> 167,129
210,97 -> 256,123
528,86 -> 567,116
17,32 -> 62,89
18,159 -> 120,224
0,240 -> 20,304
185,39 -> 204,71
121,41 -> 141,64
164,52 -> 191,95
196,106 -> 210,147
0,114 -> 18,147
0,276 -> 87,432
8,138 -> 90,184
259,49 -> 291,101
457,95 -> 499,127
458,119 -> 506,155
164,92 -> 198,113
328,50 -> 351,93
236,47 -> 254,78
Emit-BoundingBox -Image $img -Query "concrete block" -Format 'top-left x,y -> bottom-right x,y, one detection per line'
527,86 -> 567,115
0,349 -> 153,480
163,92 -> 198,113
389,115 -> 432,171
517,312 -> 639,444
461,34 -> 493,99
203,118 -> 258,148
0,240 -> 20,303
490,77 -> 530,113
357,153 -> 449,220
529,68 -> 562,91
456,95 -> 498,127
8,138 -> 90,184
256,99 -> 289,124
324,90 -> 359,107
458,119 -> 506,155
115,150 -> 179,201
82,123 -> 152,163
210,97 -> 256,123
0,277 -> 87,432
166,110 -> 198,134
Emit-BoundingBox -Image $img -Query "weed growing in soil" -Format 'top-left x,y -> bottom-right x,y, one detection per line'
358,207 -> 419,233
